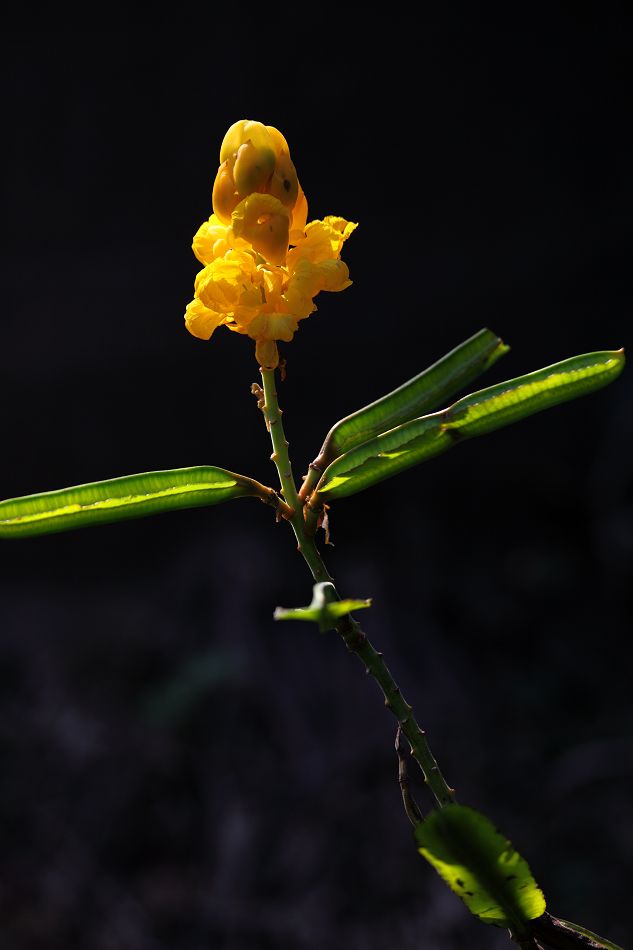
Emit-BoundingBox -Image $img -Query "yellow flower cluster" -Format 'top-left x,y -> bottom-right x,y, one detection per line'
185,120 -> 357,368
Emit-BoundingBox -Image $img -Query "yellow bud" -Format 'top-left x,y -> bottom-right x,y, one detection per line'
233,140 -> 276,197
212,160 -> 239,225
215,120 -> 305,227
220,120 -> 275,163
265,125 -> 290,156
268,147 -> 299,209
232,194 -> 290,265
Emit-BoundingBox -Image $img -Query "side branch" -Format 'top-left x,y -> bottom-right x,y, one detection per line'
395,725 -> 423,825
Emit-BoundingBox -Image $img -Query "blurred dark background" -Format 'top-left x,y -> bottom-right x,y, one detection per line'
0,16 -> 631,950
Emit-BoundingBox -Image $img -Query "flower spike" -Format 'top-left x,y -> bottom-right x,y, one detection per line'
185,119 -> 357,369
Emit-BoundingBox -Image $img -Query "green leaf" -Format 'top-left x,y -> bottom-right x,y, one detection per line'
313,349 -> 624,502
274,581 -> 371,632
415,804 -> 546,933
532,913 -> 624,950
318,329 -> 508,466
0,466 -> 276,538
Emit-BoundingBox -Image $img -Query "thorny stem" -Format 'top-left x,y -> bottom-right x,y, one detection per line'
332,609 -> 455,807
260,370 -> 301,516
261,369 -> 332,583
259,368 -> 617,950
259,367 -> 455,809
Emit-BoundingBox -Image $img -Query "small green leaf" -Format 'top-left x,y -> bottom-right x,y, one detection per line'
0,466 -> 276,538
318,329 -> 508,466
313,349 -> 624,502
274,581 -> 371,632
416,804 -> 546,933
532,913 -> 624,950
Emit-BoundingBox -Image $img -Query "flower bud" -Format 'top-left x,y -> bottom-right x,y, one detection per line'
268,146 -> 299,209
232,193 -> 290,265
212,119 -> 302,227
233,139 -> 277,198
212,160 -> 240,225
219,120 -> 274,164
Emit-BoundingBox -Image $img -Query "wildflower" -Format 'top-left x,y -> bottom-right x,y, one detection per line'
185,120 -> 356,369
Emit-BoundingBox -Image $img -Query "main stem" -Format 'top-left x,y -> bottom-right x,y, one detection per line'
260,368 -> 455,809
260,369 -> 332,584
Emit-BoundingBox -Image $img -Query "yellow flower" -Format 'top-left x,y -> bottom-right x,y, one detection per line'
185,119 -> 357,369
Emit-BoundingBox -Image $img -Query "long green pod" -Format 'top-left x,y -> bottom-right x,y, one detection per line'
443,349 -> 625,438
311,349 -> 624,503
299,329 -> 508,500
323,328 -> 509,458
0,466 -> 288,538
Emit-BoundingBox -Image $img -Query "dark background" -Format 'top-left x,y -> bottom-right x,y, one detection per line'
1,16 -> 632,950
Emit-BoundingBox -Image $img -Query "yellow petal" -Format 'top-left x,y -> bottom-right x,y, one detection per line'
194,250 -> 259,313
184,298 -> 226,340
192,215 -> 232,265
316,258 -> 352,292
323,216 -> 358,242
287,217 -> 357,267
289,185 -> 308,241
248,311 -> 299,343
282,259 -> 322,318
288,222 -> 331,264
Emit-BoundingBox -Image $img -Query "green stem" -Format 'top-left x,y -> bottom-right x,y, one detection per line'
260,369 -> 301,513
331,609 -> 455,808
396,725 -> 424,825
261,369 -> 332,582
259,366 -> 455,809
